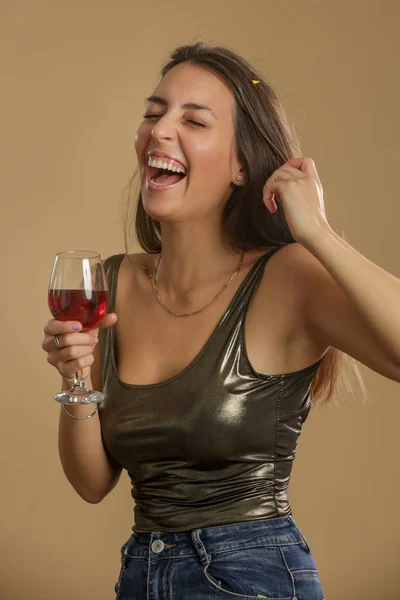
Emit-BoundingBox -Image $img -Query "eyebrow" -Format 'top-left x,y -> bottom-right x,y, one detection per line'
144,95 -> 218,120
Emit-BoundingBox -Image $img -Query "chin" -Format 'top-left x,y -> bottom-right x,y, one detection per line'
141,195 -> 185,222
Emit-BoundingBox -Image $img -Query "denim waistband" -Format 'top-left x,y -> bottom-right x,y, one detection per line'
125,516 -> 308,562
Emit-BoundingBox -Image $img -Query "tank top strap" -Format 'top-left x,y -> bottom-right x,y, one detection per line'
217,245 -> 286,330
103,253 -> 125,313
100,254 -> 125,389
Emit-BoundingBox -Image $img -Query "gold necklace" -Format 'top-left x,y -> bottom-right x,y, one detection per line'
149,251 -> 245,317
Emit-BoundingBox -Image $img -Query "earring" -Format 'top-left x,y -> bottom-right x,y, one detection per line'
236,176 -> 243,182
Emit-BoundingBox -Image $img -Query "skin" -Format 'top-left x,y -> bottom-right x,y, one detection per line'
134,61 -> 247,298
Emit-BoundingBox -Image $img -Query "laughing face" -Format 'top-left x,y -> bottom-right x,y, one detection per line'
134,61 -> 244,222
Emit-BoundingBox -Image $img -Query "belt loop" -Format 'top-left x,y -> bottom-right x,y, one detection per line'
191,529 -> 210,566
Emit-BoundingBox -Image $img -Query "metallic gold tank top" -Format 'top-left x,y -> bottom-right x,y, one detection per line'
98,246 -> 324,533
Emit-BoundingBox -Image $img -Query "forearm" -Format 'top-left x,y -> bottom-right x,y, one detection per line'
58,376 -> 121,503
302,225 -> 400,366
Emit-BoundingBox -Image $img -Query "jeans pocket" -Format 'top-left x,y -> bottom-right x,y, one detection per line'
280,542 -> 324,600
201,545 -> 294,599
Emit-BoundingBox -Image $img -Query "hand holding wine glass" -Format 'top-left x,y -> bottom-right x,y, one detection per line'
45,250 -> 114,405
43,311 -> 117,381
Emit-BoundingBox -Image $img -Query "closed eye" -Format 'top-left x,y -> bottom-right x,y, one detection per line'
142,114 -> 205,127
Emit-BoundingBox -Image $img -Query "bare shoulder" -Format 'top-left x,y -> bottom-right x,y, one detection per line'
257,242 -> 306,291
255,242 -> 323,341
270,242 -> 325,308
261,242 -> 316,297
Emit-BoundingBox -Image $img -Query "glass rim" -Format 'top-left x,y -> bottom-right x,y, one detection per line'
55,250 -> 101,259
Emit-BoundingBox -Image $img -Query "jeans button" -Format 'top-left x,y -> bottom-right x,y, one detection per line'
151,540 -> 165,553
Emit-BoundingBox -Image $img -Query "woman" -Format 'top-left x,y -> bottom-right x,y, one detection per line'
42,41 -> 400,600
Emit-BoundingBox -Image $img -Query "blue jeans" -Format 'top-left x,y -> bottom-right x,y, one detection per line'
114,515 -> 325,599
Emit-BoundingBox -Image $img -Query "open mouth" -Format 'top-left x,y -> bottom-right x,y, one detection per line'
147,165 -> 188,186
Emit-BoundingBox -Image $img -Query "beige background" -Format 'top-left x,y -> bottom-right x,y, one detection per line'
1,1 -> 399,599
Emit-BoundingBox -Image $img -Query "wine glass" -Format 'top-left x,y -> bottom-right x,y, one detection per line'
48,250 -> 109,404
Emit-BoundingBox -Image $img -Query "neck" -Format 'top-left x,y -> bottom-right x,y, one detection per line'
154,226 -> 243,300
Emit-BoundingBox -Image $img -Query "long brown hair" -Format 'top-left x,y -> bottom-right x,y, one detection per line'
122,41 -> 369,409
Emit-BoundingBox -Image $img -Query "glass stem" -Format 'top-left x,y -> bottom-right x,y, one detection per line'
71,370 -> 90,393
74,370 -> 82,389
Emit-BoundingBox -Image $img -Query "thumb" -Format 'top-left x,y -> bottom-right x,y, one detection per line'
98,312 -> 118,328
90,312 -> 117,336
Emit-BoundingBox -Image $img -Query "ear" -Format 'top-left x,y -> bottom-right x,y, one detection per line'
230,145 -> 246,186
232,167 -> 246,187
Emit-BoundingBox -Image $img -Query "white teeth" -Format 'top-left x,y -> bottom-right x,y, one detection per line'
147,156 -> 187,174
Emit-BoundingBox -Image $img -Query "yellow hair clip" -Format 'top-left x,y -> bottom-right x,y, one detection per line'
238,79 -> 260,94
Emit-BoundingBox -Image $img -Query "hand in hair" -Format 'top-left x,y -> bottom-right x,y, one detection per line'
263,157 -> 331,245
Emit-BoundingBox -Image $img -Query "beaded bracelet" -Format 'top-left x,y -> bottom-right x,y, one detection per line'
62,403 -> 98,420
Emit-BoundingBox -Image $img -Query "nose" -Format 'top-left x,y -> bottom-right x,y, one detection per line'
150,114 -> 175,142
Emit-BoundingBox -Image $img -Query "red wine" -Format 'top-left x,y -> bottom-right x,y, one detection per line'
48,289 -> 109,332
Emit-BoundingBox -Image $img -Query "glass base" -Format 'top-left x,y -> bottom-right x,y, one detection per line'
54,389 -> 105,405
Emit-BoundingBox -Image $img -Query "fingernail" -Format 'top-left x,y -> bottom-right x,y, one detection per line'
93,336 -> 99,343
72,323 -> 82,330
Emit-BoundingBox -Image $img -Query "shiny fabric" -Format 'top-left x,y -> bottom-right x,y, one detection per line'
98,246 -> 324,534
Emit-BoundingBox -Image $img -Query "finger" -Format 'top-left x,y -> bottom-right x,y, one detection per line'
44,319 -> 83,337
284,157 -> 306,170
61,367 -> 91,382
58,344 -> 98,363
47,345 -> 96,368
44,332 -> 98,353
278,164 -> 307,178
263,171 -> 289,197
87,312 -> 117,334
44,313 -> 117,337
286,156 -> 318,178
58,355 -> 95,381
93,312 -> 118,331
63,333 -> 99,346
84,312 -> 117,339
262,177 -> 281,210
43,314 -> 116,348
42,321 -> 82,351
